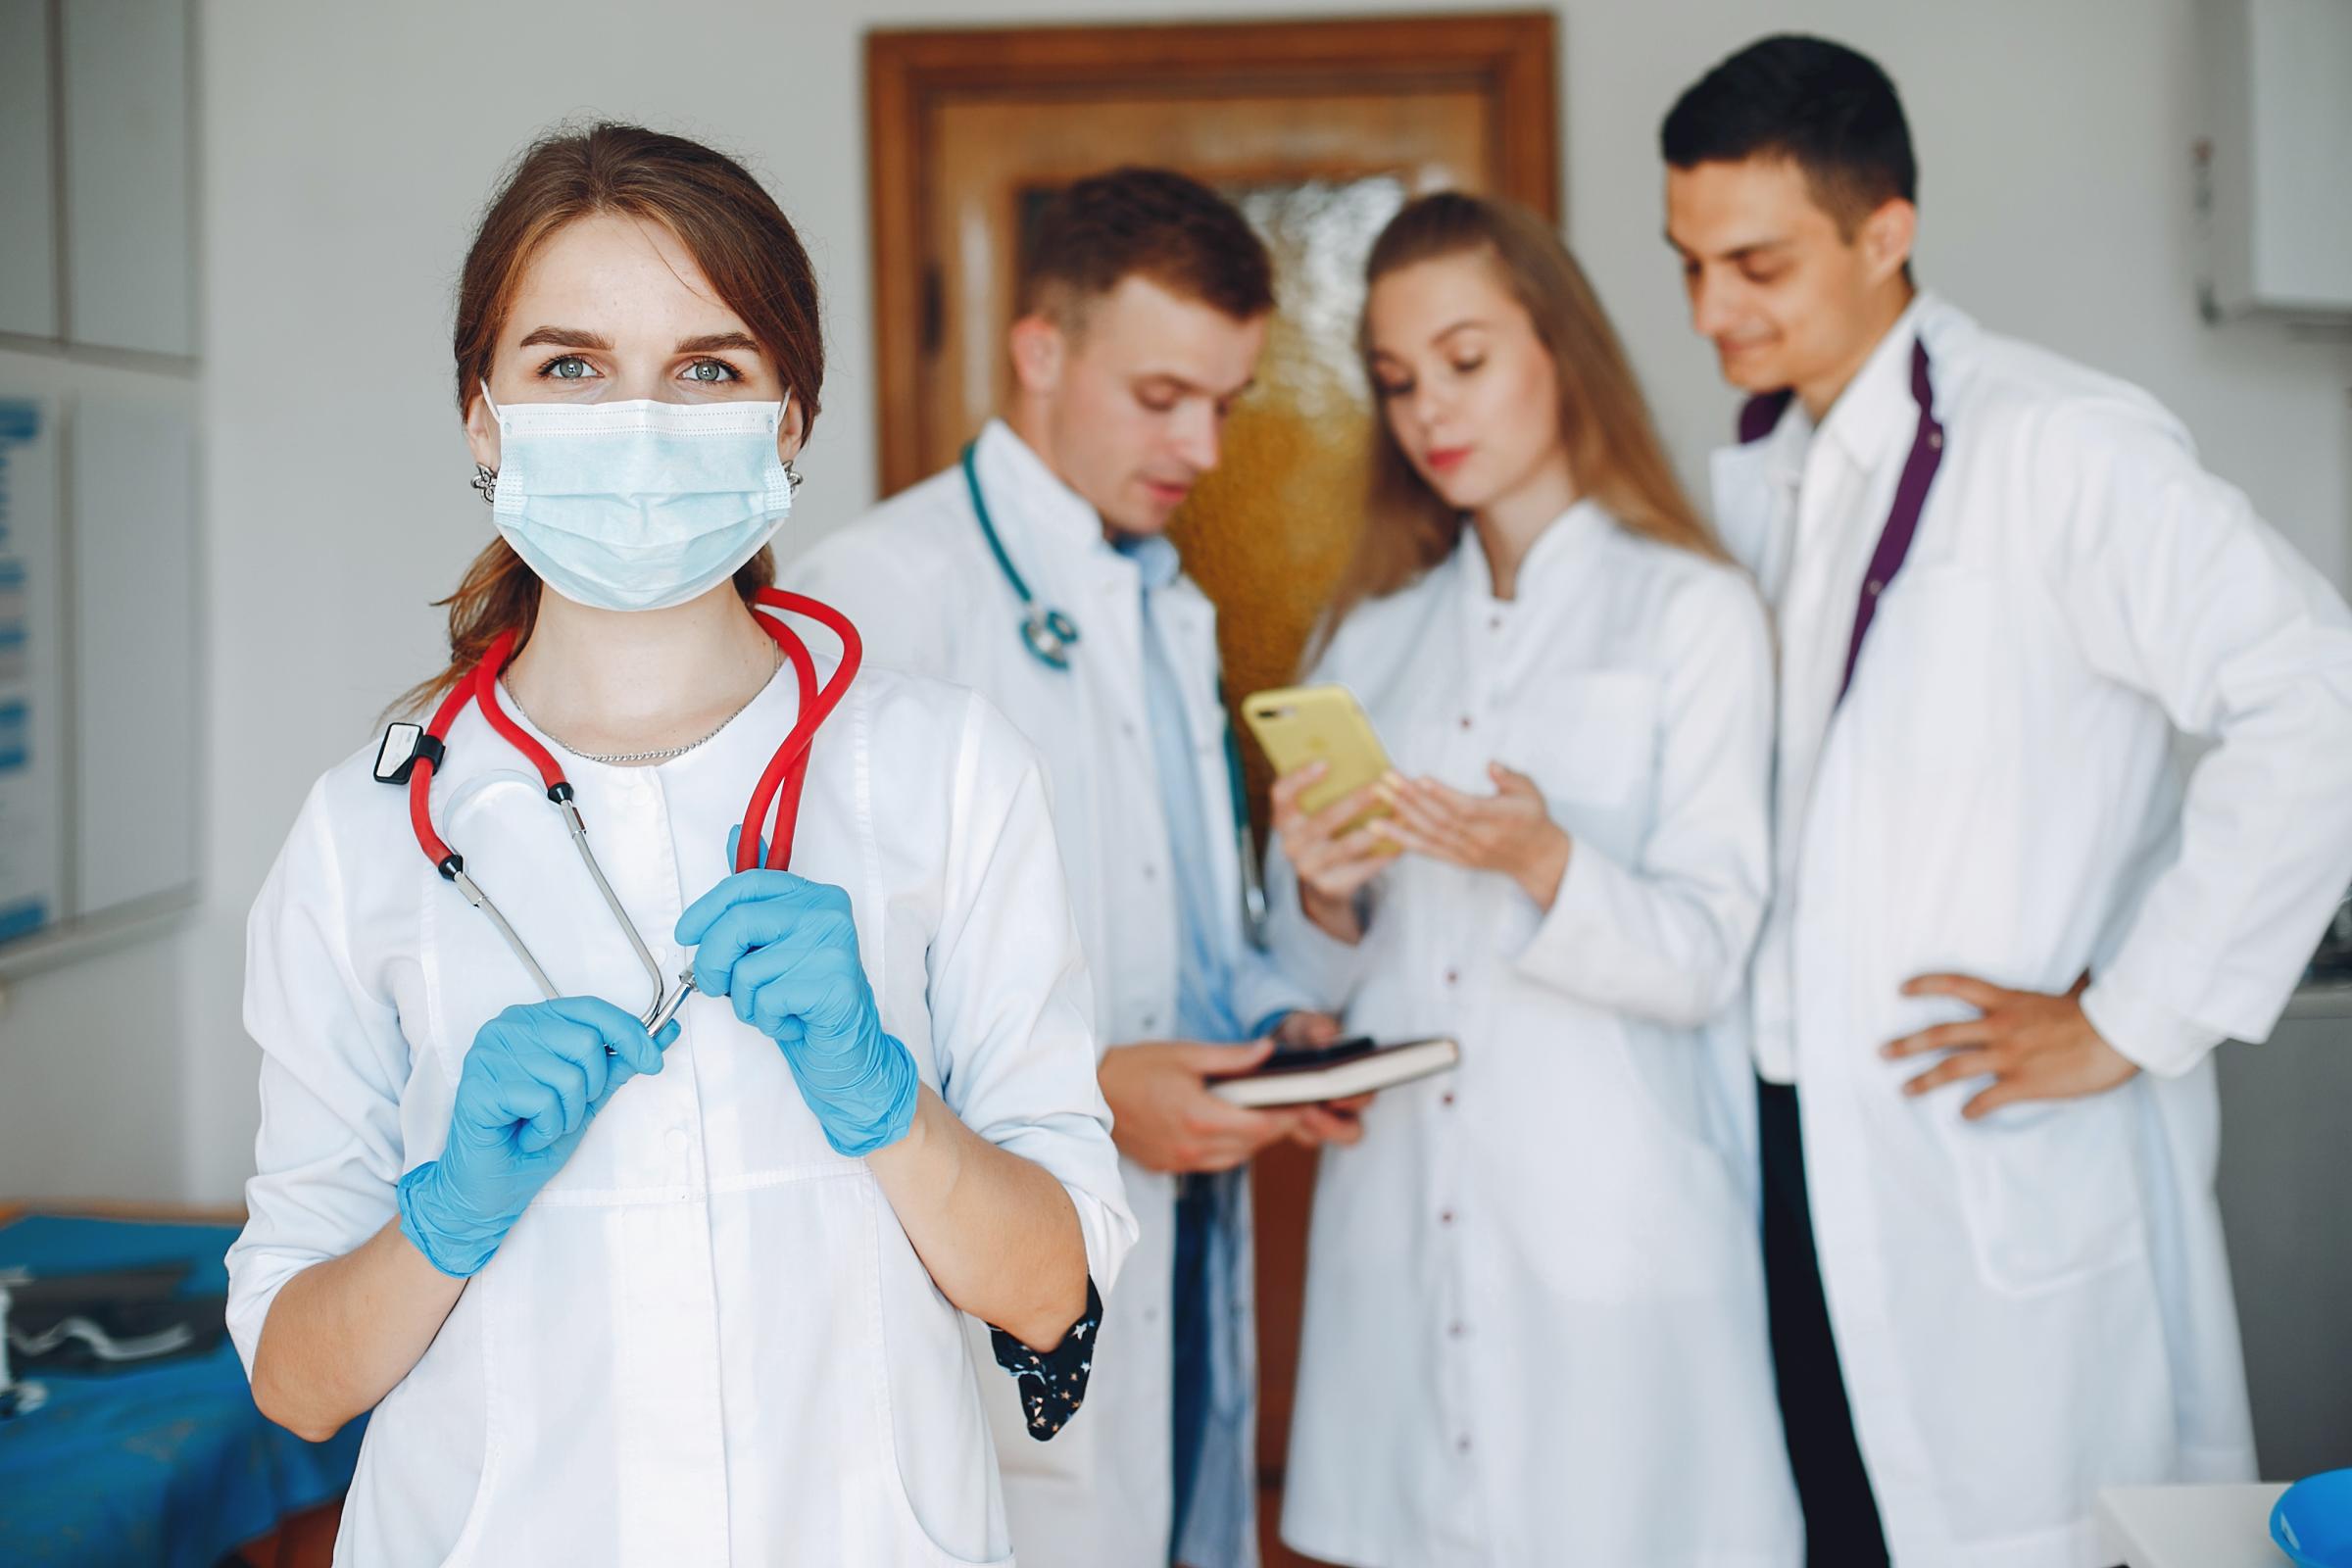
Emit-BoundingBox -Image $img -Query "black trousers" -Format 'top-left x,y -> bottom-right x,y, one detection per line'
1759,1078 -> 1891,1568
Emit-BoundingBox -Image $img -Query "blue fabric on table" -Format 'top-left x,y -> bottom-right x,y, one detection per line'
0,1214 -> 364,1567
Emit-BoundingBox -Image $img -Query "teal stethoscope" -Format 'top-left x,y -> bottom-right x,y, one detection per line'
960,440 -> 1269,941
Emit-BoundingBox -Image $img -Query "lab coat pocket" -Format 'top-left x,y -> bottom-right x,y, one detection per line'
1512,671 -> 1659,851
860,1182 -> 1015,1565
1505,990 -> 1747,1298
1947,1089 -> 2147,1297
1605,1019 -> 1744,1170
349,1254 -> 499,1563
1861,566 -> 2002,772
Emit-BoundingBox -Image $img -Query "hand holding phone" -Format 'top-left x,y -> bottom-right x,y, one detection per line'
1243,684 -> 1392,829
1249,685 -> 1399,937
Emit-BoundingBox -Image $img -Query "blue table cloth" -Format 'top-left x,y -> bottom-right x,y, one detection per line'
0,1215 -> 364,1567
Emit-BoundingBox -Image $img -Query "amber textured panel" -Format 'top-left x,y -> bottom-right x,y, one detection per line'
1170,174 -> 1409,836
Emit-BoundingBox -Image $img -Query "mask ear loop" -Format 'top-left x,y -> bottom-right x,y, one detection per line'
779,390 -> 804,493
472,381 -> 506,503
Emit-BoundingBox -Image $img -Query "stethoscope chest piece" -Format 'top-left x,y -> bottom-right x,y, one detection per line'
966,439 -> 1086,673
1021,608 -> 1080,670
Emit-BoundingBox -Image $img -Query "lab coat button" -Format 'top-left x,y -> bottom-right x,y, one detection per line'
665,1127 -> 689,1153
1439,1208 -> 1455,1226
1458,714 -> 1474,731
1448,1320 -> 1467,1339
1443,968 -> 1458,986
1440,1092 -> 1456,1107
1455,1435 -> 1473,1455
1142,1011 -> 1158,1031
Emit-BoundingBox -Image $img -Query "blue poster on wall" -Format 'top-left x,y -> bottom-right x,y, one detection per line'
0,399 -> 62,947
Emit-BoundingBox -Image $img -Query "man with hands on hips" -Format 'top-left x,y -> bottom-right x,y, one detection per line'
787,168 -> 1361,1568
1664,36 -> 2352,1568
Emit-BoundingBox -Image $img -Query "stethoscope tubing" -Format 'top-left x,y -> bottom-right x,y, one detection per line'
408,589 -> 861,1039
962,438 -> 1267,943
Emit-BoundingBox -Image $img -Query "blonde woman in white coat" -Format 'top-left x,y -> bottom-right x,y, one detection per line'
1264,192 -> 1800,1568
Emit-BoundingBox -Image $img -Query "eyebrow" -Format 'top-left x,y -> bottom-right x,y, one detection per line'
517,325 -> 612,351
675,331 -> 762,356
1367,320 -> 1491,363
514,326 -> 763,355
1135,370 -> 1257,401
1664,232 -> 1792,264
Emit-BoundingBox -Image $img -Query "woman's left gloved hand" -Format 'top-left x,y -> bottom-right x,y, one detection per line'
675,843 -> 919,1157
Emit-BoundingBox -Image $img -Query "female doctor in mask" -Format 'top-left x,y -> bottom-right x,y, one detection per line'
225,123 -> 1132,1567
1262,192 -> 1799,1567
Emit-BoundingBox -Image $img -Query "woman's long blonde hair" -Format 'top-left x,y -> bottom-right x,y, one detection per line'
1314,192 -> 1722,659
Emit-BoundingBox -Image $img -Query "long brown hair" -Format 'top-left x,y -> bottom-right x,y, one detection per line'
398,122 -> 825,713
1314,192 -> 1721,660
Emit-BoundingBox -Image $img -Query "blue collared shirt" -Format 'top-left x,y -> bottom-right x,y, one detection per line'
1116,531 -> 1270,1568
1116,532 -> 1256,1045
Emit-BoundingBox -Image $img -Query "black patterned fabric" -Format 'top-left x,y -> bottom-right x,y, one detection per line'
988,1276 -> 1103,1442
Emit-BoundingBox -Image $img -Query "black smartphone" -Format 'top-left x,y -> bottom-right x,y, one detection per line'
1243,1036 -> 1377,1077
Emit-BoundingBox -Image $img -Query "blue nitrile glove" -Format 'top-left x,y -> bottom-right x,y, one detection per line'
397,997 -> 674,1278
675,847 -> 919,1157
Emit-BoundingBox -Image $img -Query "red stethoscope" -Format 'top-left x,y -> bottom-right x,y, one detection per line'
376,588 -> 861,1038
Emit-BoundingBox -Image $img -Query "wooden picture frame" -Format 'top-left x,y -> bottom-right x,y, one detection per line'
864,11 -> 1560,493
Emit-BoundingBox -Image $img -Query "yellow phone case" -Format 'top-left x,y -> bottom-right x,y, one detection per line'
1241,683 -> 1394,825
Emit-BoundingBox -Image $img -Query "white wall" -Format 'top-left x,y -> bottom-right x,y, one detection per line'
1,0 -> 2345,1203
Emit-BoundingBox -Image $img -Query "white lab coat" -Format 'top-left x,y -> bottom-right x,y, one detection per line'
225,656 -> 1136,1567
786,420 -> 1305,1568
1712,291 -> 2352,1568
1264,504 -> 1803,1568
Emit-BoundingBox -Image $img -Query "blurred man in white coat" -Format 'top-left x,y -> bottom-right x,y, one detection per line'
1663,34 -> 2352,1568
787,169 -> 1359,1568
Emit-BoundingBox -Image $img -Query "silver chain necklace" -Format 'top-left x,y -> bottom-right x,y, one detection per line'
509,639 -> 782,766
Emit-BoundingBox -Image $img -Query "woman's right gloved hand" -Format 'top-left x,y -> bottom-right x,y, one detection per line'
397,998 -> 673,1278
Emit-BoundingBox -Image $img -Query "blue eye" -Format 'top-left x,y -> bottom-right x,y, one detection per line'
684,359 -> 739,384
537,355 -> 596,380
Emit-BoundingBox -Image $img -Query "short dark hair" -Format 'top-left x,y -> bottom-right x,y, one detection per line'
1016,167 -> 1274,328
1660,35 -> 1916,233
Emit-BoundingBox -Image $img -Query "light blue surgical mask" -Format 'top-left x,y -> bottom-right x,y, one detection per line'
482,383 -> 798,612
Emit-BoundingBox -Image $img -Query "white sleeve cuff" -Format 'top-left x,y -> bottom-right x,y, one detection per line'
1514,836 -> 1611,993
1259,837 -> 1375,1010
1512,842 -> 1722,1028
1229,949 -> 1319,1042
2081,974 -> 2226,1078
